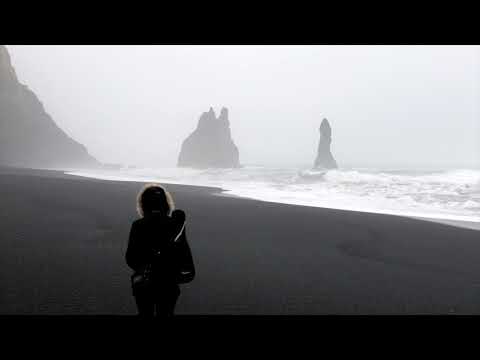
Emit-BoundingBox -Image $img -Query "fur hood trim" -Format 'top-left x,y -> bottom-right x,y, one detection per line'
136,183 -> 175,217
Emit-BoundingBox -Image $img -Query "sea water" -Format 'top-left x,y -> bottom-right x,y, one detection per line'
66,166 -> 480,227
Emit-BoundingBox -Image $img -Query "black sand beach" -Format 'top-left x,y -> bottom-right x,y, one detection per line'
1,166 -> 480,315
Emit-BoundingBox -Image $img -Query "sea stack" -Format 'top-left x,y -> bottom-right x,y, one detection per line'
0,45 -> 99,169
177,107 -> 240,168
313,118 -> 338,169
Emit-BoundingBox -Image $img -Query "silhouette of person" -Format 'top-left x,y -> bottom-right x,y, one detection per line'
126,184 -> 195,316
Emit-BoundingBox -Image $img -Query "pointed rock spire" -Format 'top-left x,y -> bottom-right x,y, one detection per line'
0,45 -> 18,86
314,118 -> 338,169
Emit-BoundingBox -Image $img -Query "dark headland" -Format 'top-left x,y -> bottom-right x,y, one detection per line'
0,46 -> 99,169
1,166 -> 480,315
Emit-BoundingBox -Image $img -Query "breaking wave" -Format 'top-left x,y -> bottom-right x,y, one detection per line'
67,166 -> 480,224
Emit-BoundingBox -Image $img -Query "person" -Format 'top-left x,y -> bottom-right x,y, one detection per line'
126,183 -> 195,316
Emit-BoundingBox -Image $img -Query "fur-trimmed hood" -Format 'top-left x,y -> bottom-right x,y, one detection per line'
136,183 -> 175,217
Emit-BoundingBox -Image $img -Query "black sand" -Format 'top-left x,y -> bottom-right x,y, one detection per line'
1,166 -> 479,315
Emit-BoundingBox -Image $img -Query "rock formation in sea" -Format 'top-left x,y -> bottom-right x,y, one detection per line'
178,107 -> 240,168
0,45 -> 99,169
313,118 -> 338,169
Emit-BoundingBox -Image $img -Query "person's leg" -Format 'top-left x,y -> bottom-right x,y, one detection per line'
155,289 -> 180,316
135,294 -> 155,317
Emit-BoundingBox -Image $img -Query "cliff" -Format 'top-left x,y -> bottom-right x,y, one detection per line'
0,45 -> 99,169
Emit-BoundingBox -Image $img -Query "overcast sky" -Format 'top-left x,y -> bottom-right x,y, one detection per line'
6,45 -> 480,169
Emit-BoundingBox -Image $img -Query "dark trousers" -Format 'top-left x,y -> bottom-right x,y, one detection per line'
134,287 -> 180,317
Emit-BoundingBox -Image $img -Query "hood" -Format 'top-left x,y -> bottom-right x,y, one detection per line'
136,183 -> 175,217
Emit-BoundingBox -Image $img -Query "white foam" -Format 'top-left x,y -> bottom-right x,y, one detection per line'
66,166 -> 480,226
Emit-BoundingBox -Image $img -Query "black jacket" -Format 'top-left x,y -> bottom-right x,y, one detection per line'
126,209 -> 195,286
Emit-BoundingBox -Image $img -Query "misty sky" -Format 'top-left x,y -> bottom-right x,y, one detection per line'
7,45 -> 480,169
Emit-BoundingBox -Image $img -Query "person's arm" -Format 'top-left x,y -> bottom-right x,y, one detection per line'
175,227 -> 196,284
171,210 -> 195,284
126,221 -> 144,272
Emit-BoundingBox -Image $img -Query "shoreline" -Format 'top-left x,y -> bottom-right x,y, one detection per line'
411,217 -> 480,231
65,168 -> 480,232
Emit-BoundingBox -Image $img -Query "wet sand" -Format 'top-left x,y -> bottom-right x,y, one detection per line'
0,166 -> 479,315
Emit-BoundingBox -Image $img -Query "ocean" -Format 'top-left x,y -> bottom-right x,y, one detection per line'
66,166 -> 480,229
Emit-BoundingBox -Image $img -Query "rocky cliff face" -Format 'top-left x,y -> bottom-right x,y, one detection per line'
313,118 -> 338,169
0,45 -> 99,169
178,107 -> 240,168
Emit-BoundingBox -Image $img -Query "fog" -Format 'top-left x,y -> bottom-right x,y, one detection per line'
7,45 -> 480,170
